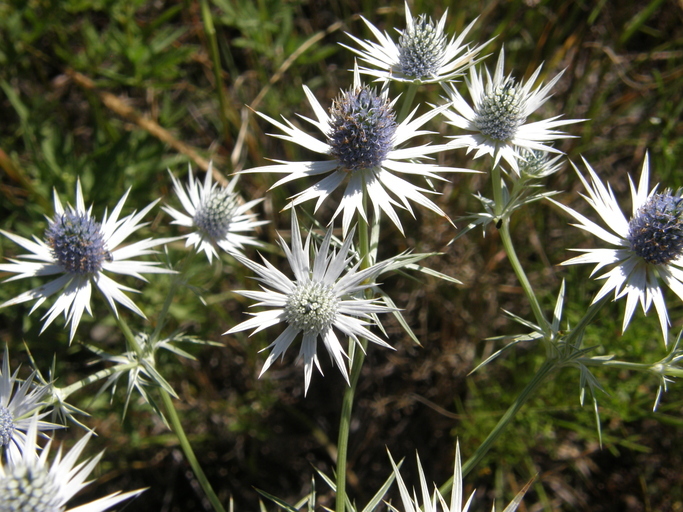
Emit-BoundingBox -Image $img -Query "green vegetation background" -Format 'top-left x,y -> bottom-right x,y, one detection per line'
1,0 -> 682,510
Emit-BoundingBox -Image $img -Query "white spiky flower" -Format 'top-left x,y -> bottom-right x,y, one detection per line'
0,180 -> 173,341
0,347 -> 55,464
388,441 -> 529,512
551,154 -> 683,343
516,149 -> 566,180
342,1 -> 486,84
226,210 -> 393,394
0,415 -> 144,512
163,165 -> 267,263
243,64 -> 470,236
442,48 -> 582,175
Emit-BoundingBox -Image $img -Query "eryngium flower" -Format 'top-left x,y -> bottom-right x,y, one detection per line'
388,441 -> 528,512
0,415 -> 144,512
443,48 -> 581,174
243,64 -> 468,236
0,347 -> 54,463
163,165 -> 267,262
343,1 -> 485,84
551,154 -> 683,342
517,149 -> 565,180
0,180 -> 172,341
226,211 -> 393,394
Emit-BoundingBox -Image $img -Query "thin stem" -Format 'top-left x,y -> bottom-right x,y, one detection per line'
490,163 -> 505,217
57,363 -> 136,400
336,207 -> 372,512
107,305 -> 226,512
151,248 -> 198,344
200,0 -> 232,148
464,360 -> 554,475
397,82 -> 420,124
335,339 -> 368,512
563,295 -> 609,350
160,388 -> 227,512
437,293 -> 609,495
499,218 -> 550,335
580,359 -> 650,371
438,360 -> 556,496
358,212 -> 371,270
111,309 -> 145,360
490,162 -> 549,334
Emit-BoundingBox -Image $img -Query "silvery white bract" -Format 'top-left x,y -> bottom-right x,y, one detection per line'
163,164 -> 267,263
226,210 -> 393,394
516,149 -> 566,180
244,64 -> 471,236
0,180 -> 173,341
0,348 -> 54,464
0,415 -> 144,512
343,1 -> 486,84
552,154 -> 683,343
442,49 -> 582,175
388,441 -> 528,512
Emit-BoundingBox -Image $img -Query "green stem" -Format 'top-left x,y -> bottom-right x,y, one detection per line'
397,82 -> 420,124
160,388 -> 227,512
151,248 -> 198,345
499,218 -> 550,335
490,163 -> 549,334
111,309 -> 145,360
580,359 -> 650,371
437,293 -> 609,495
439,360 -> 556,496
464,360 -> 555,475
336,209 -> 372,512
108,306 -> 226,512
490,163 -> 505,217
335,339 -> 368,512
435,165 -> 616,498
200,0 -> 232,147
563,295 -> 609,350
57,362 -> 136,400
358,212 -> 371,270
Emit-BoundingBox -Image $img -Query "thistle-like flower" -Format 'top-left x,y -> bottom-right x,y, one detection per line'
226,210 -> 393,394
388,441 -> 529,512
163,165 -> 267,262
0,415 -> 144,512
0,347 -> 54,463
343,2 -> 486,84
551,154 -> 683,342
442,49 -> 581,174
516,149 -> 565,180
0,180 -> 173,341
243,63 -> 469,236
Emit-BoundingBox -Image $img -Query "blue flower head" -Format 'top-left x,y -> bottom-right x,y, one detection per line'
628,191 -> 683,265
328,85 -> 397,171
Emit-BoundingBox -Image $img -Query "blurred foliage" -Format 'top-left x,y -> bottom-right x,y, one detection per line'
1,0 -> 683,511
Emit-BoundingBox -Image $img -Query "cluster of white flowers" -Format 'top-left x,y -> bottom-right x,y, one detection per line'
0,348 -> 144,512
0,0 -> 589,400
0,1 -> 677,510
0,415 -> 144,512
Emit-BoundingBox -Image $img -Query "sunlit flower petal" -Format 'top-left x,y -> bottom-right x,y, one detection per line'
0,415 -> 144,512
551,153 -> 683,343
226,210 -> 394,394
163,164 -> 267,263
0,347 -> 55,464
243,64 -> 473,236
388,441 -> 529,512
443,48 -> 582,174
343,1 -> 487,84
0,180 -> 174,341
